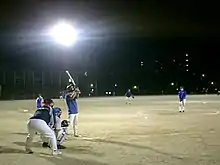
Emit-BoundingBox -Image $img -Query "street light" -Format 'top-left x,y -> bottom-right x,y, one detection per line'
50,22 -> 78,47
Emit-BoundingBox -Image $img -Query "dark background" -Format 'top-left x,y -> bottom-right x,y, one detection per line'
0,0 -> 220,99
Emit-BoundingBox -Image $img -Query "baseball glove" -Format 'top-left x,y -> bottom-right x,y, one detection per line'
61,120 -> 69,127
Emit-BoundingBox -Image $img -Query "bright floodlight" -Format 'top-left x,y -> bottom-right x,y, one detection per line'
50,22 -> 77,47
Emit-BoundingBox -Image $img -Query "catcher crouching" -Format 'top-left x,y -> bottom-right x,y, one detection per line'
42,107 -> 69,149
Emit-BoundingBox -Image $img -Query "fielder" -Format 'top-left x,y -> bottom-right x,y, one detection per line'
25,98 -> 62,156
59,91 -> 65,100
125,89 -> 134,104
65,85 -> 80,137
178,87 -> 187,112
36,94 -> 43,108
42,107 -> 68,149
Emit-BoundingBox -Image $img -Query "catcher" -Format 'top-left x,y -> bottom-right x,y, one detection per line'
42,107 -> 69,149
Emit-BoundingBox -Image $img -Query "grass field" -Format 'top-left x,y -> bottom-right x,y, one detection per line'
0,95 -> 220,165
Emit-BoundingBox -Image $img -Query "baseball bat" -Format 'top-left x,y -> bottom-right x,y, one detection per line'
65,70 -> 76,85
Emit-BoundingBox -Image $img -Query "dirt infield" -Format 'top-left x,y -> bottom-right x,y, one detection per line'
0,95 -> 220,165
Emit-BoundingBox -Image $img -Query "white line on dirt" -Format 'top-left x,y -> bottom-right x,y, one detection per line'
204,111 -> 219,115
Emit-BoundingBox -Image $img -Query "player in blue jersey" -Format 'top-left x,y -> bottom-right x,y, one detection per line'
178,87 -> 187,112
65,85 -> 81,137
36,94 -> 43,108
125,89 -> 134,104
25,98 -> 62,156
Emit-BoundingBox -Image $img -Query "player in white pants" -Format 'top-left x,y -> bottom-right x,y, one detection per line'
178,87 -> 187,112
25,98 -> 62,156
125,89 -> 134,104
65,85 -> 80,137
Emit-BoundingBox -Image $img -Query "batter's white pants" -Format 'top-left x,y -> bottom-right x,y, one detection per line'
179,99 -> 186,111
25,119 -> 57,151
68,114 -> 78,135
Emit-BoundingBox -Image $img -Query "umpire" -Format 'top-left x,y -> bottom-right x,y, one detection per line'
25,98 -> 62,156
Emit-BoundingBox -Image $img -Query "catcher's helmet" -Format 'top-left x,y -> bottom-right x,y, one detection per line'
53,107 -> 62,117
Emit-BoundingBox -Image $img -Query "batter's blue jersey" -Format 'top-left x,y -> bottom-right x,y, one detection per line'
65,93 -> 78,115
178,90 -> 186,101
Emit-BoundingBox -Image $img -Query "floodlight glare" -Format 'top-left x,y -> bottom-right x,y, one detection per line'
50,22 -> 77,47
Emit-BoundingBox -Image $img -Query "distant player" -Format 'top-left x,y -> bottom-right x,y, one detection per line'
125,89 -> 134,104
36,94 -> 43,108
25,98 -> 62,156
42,107 -> 68,149
59,91 -> 65,100
178,87 -> 187,112
65,85 -> 80,137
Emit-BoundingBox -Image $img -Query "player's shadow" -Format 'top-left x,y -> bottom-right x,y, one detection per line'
13,141 -> 42,148
65,145 -> 104,156
84,139 -> 183,160
39,154 -> 108,165
0,146 -> 26,154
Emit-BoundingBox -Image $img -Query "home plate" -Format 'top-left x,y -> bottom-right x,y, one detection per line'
81,136 -> 102,140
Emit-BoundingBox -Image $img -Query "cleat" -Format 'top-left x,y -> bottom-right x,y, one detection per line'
179,111 -> 182,113
52,150 -> 62,156
42,142 -> 50,148
57,145 -> 66,149
26,149 -> 34,154
74,134 -> 80,137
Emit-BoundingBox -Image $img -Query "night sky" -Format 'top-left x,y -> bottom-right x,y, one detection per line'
0,0 -> 220,98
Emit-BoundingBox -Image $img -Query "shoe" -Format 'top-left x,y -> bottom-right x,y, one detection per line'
52,150 -> 62,156
57,145 -> 66,149
26,149 -> 34,154
183,110 -> 185,112
179,111 -> 182,113
74,134 -> 80,137
42,142 -> 50,148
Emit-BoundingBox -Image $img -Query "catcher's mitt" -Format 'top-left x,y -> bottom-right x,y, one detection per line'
61,120 -> 69,127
